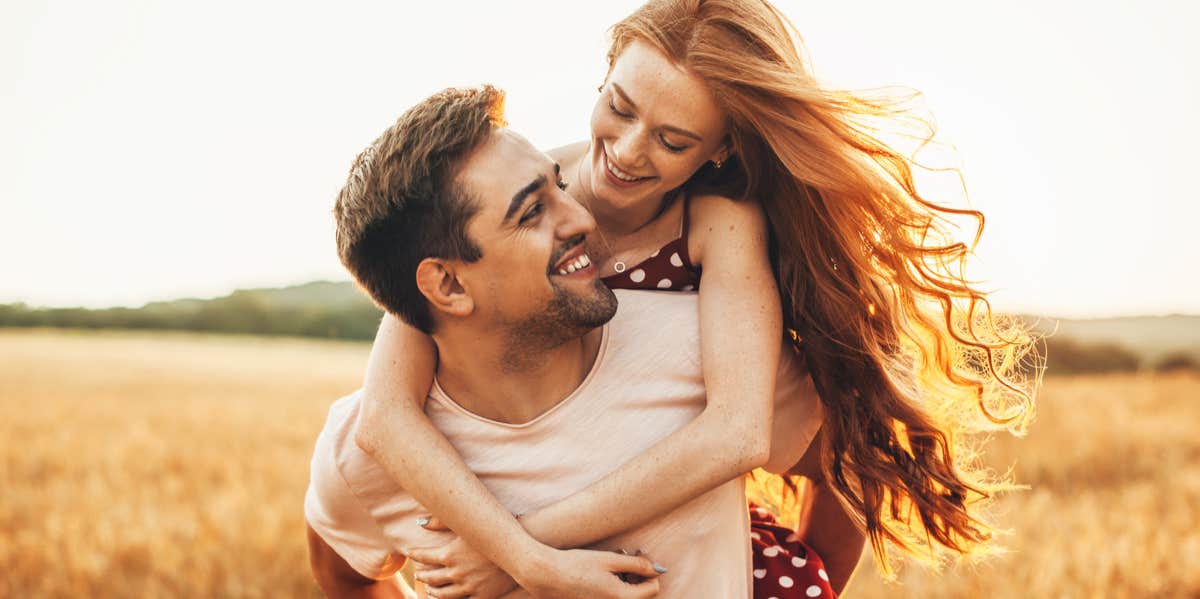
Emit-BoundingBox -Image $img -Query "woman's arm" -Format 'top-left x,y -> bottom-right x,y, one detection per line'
354,315 -> 561,587
518,195 -> 782,548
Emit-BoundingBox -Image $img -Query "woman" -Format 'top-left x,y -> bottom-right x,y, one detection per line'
353,1 -> 1036,597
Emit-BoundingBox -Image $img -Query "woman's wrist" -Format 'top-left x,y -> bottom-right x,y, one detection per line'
505,540 -> 562,589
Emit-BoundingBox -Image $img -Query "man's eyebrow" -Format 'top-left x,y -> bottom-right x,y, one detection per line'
611,82 -> 702,143
503,173 -> 548,223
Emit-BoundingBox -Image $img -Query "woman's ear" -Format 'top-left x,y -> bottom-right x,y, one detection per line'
415,258 -> 474,320
709,143 -> 732,168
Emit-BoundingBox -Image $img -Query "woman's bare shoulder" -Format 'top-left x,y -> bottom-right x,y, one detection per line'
687,193 -> 767,266
545,141 -> 588,165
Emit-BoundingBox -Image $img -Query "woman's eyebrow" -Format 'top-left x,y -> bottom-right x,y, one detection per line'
611,82 -> 704,143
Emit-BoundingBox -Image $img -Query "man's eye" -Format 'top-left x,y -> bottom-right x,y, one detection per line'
519,202 -> 543,224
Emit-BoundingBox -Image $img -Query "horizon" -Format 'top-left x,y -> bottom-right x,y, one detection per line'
4,278 -> 1196,322
3,0 -> 1197,319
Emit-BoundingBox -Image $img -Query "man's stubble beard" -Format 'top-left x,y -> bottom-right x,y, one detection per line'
499,279 -> 617,374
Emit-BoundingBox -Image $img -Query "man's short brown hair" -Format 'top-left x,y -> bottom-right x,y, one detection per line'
334,85 -> 507,333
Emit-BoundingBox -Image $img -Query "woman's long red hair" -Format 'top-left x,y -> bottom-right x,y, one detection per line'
611,0 -> 1041,571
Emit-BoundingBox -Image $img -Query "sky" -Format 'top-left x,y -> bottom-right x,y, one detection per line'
2,0 -> 1197,318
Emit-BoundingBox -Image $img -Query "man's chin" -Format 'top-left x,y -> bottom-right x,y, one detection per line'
549,278 -> 618,329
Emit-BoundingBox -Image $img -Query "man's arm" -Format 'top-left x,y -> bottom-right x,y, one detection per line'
308,524 -> 417,599
786,430 -> 866,595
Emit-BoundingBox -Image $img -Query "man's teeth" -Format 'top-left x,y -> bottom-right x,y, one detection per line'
607,157 -> 643,182
557,253 -> 592,275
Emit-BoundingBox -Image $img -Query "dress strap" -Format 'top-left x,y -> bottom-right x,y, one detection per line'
677,191 -> 697,272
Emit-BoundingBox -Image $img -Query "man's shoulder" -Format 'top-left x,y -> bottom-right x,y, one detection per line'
602,289 -> 702,367
309,391 -> 405,502
313,391 -> 363,468
610,288 -> 699,323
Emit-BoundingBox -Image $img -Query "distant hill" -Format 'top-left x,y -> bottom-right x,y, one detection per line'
2,282 -> 1196,370
142,280 -> 377,312
0,281 -> 383,341
1028,314 -> 1200,364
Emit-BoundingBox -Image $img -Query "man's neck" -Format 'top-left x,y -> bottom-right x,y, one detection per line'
433,325 -> 604,425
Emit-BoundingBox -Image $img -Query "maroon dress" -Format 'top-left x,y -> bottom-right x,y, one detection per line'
602,196 -> 837,599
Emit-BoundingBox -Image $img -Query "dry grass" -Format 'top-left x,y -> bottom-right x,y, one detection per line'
847,372 -> 1200,598
1,329 -> 1196,598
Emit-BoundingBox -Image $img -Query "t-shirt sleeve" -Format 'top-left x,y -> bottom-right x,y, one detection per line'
762,344 -> 824,474
304,419 -> 406,581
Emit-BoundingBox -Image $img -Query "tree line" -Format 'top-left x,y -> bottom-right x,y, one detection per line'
0,289 -> 384,341
1,288 -> 1195,374
1042,336 -> 1196,374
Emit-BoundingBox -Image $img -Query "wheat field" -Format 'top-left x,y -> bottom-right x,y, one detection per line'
1,329 -> 1197,598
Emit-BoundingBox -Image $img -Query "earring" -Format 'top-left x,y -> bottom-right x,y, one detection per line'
712,157 -> 725,169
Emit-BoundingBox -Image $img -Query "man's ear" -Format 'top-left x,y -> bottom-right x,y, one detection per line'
415,258 -> 474,319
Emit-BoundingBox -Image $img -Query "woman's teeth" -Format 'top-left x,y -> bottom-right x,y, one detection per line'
557,253 -> 592,275
606,156 -> 645,182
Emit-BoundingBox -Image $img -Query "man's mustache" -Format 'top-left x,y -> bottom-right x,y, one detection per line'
546,234 -> 587,274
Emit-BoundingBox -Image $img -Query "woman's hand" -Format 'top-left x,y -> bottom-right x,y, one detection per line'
408,517 -> 664,599
515,547 -> 664,599
408,517 -> 518,599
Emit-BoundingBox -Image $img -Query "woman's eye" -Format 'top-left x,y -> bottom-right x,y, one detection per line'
609,99 -> 632,119
659,136 -> 687,153
519,202 -> 543,224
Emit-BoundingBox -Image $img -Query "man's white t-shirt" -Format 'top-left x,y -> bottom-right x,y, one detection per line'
305,290 -> 821,598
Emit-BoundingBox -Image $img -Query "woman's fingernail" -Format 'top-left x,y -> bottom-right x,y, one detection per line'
653,563 -> 668,574
416,517 -> 430,527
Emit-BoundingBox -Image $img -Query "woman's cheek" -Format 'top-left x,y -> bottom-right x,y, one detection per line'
656,151 -> 701,188
588,102 -> 610,140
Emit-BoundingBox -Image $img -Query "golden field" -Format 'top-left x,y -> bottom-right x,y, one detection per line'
1,329 -> 1197,598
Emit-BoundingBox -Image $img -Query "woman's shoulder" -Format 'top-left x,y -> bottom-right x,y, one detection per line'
685,192 -> 767,267
544,141 -> 588,165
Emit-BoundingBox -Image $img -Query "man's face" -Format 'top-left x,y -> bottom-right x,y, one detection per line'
454,128 -> 617,349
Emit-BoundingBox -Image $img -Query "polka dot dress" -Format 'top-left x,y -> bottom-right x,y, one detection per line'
600,194 -> 834,599
602,196 -> 701,293
750,503 -> 837,599
602,240 -> 700,292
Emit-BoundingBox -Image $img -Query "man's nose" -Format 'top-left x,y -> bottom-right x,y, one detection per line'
556,192 -> 596,241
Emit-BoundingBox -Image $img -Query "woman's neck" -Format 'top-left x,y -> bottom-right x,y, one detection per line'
573,149 -> 669,239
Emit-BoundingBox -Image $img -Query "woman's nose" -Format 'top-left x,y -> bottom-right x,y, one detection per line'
610,128 -> 647,169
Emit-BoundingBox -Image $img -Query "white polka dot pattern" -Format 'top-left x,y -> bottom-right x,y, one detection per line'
629,269 -> 646,283
750,502 -> 838,598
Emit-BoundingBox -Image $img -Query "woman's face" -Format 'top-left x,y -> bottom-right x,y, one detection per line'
586,40 -> 729,215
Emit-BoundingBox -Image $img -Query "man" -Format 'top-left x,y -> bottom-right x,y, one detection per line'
305,85 -> 829,598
